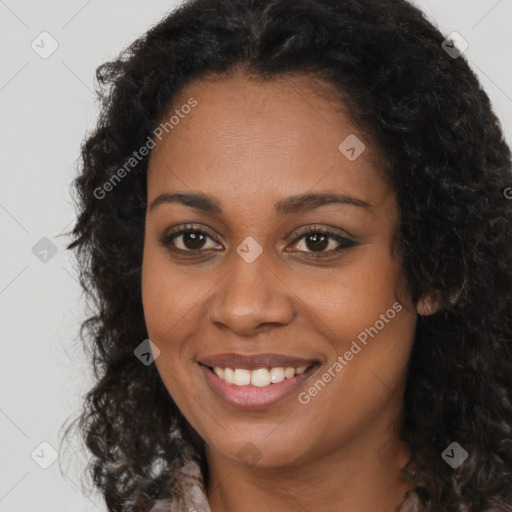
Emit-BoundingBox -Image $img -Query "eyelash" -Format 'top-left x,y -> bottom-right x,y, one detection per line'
159,223 -> 358,259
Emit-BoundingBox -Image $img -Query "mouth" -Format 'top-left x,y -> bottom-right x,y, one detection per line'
198,360 -> 322,410
200,362 -> 319,386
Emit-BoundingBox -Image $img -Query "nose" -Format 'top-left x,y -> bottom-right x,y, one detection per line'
207,246 -> 296,336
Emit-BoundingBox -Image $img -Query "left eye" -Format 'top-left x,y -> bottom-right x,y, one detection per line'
288,228 -> 357,257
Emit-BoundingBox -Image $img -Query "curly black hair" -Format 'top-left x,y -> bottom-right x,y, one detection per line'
62,0 -> 512,510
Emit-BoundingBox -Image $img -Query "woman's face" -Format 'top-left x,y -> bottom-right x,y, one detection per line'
142,74 -> 418,469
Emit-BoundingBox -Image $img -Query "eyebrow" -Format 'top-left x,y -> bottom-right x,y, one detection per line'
148,191 -> 372,216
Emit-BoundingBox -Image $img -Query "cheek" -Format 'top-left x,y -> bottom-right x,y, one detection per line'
141,240 -> 200,347
141,242 -> 211,413
302,305 -> 415,421
293,302 -> 415,458
293,245 -> 407,339
289,246 -> 415,401
141,251 -> 202,416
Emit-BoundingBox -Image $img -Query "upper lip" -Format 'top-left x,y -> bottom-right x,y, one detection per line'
198,352 -> 321,370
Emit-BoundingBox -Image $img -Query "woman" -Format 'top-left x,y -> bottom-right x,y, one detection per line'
64,0 -> 512,511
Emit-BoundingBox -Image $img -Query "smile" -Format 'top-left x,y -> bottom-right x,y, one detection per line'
198,362 -> 321,410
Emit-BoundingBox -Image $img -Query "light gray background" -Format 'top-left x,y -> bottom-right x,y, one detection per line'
1,1 -> 511,511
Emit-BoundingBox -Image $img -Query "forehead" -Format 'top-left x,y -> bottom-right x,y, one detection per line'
146,74 -> 392,213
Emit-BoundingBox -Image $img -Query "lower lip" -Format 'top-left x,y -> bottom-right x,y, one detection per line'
199,363 -> 320,410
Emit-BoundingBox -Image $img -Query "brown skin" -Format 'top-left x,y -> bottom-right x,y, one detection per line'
142,74 -> 433,511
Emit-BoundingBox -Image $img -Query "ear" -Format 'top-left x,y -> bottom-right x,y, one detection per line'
416,289 -> 461,316
416,294 -> 442,316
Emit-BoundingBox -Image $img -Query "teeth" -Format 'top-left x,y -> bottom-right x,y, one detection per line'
223,368 -> 234,384
233,369 -> 251,386
251,368 -> 270,387
212,365 -> 312,387
269,367 -> 284,383
284,367 -> 295,379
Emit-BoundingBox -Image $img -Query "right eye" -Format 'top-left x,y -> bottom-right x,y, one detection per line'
159,224 -> 223,253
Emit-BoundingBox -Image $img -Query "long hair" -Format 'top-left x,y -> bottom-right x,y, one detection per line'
63,0 -> 512,510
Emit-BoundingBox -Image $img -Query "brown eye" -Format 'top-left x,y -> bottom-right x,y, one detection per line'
302,232 -> 330,252
288,226 -> 358,258
179,231 -> 208,250
160,224 -> 222,253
